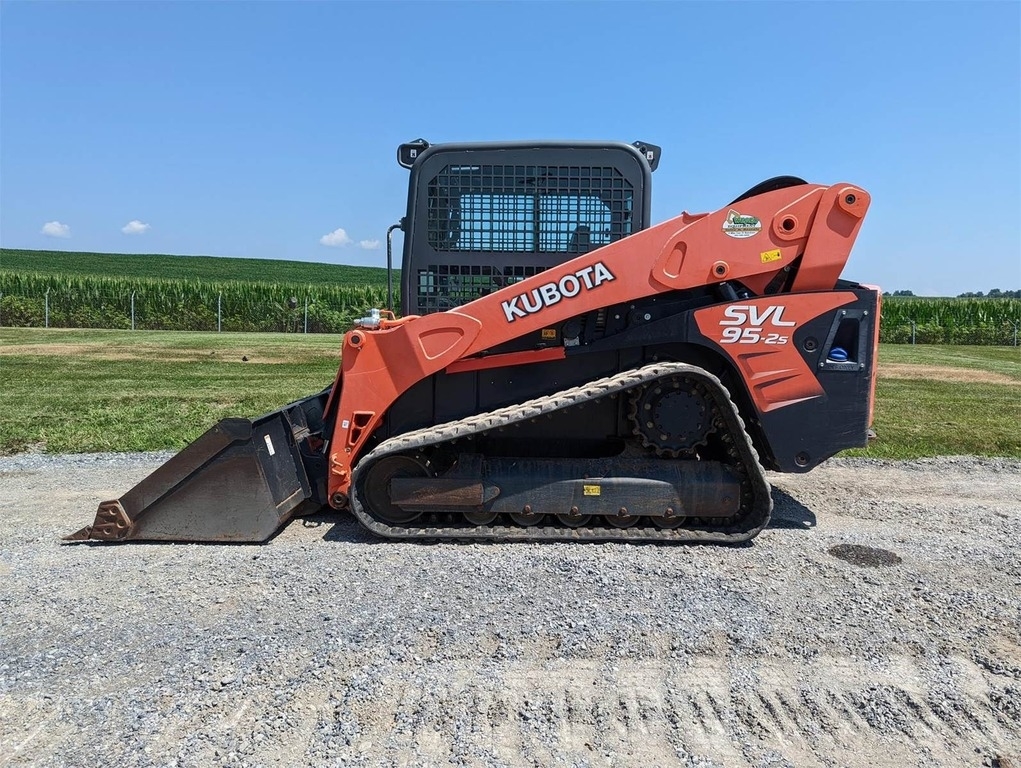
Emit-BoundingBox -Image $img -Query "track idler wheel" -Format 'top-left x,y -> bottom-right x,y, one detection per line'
362,455 -> 429,525
556,509 -> 592,528
652,508 -> 686,529
463,509 -> 499,526
605,509 -> 638,529
510,506 -> 543,527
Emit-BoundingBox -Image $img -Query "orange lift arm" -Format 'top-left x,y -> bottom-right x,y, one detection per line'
326,183 -> 870,503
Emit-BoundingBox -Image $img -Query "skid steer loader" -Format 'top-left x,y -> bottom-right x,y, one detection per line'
68,139 -> 880,544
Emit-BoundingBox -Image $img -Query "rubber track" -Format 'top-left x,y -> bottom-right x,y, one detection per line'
348,362 -> 773,543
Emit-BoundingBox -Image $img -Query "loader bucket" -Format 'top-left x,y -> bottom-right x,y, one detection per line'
65,390 -> 331,543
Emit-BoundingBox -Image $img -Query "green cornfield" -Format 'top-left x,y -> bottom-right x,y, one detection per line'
0,272 -> 395,333
879,297 -> 1019,345
2,269 -> 1019,345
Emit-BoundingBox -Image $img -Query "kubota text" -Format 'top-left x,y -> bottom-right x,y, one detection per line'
502,262 -> 615,322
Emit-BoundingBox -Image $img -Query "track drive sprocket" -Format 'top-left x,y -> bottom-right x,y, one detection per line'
628,376 -> 717,457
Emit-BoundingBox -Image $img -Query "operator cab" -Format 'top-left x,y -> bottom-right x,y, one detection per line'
395,139 -> 659,316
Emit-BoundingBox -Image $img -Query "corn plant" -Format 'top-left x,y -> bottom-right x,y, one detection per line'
0,271 -> 394,332
880,297 -> 1020,345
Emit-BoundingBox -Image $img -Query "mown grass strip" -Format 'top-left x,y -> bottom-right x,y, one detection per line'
843,344 -> 1020,459
0,330 -> 342,454
0,328 -> 344,361
847,378 -> 1020,459
1,331 -> 1018,458
876,344 -> 1021,378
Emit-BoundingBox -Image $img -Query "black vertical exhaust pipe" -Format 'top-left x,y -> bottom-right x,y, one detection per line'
385,219 -> 404,313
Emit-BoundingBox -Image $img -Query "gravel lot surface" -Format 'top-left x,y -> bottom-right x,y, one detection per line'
1,453 -> 1019,767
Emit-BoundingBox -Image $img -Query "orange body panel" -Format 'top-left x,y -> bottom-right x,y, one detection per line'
326,183 -> 870,503
694,293 -> 857,412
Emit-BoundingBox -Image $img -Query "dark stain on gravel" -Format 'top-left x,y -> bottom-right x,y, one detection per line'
828,543 -> 902,567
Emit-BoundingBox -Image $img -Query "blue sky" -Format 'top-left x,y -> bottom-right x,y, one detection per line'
1,1 -> 1018,296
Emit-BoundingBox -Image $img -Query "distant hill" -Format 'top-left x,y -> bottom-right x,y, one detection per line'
0,248 -> 391,286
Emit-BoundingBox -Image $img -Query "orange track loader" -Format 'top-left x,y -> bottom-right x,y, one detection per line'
68,140 -> 880,544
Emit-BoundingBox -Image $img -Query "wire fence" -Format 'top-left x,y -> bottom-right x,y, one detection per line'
0,288 -> 391,334
0,289 -> 1018,345
881,321 -> 1019,346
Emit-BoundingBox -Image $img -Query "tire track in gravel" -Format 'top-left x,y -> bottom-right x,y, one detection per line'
292,655 -> 1018,766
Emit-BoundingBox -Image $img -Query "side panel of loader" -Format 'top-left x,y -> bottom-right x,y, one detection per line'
325,182 -> 871,503
376,287 -> 879,474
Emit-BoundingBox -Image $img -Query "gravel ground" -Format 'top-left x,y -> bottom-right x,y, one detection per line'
1,453 -> 1019,767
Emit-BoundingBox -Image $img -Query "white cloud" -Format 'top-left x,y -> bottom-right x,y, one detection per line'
41,221 -> 71,238
121,220 -> 150,235
319,228 -> 352,247
358,239 -> 381,250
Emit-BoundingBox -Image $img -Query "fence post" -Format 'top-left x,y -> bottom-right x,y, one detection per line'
217,293 -> 222,333
0,292 -> 3,326
304,297 -> 309,334
910,320 -> 915,345
131,291 -> 135,331
1015,320 -> 1019,347
45,288 -> 50,329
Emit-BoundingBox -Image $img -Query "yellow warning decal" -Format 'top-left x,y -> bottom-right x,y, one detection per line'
760,248 -> 782,264
583,485 -> 601,496
540,328 -> 557,339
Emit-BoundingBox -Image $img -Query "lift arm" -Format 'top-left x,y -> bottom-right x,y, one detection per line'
325,183 -> 871,505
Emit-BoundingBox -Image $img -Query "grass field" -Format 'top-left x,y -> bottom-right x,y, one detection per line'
0,329 -> 343,454
0,248 -> 390,286
846,345 -> 1020,459
1,329 -> 1018,458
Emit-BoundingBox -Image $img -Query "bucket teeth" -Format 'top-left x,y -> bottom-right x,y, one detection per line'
62,526 -> 94,542
63,500 -> 131,542
93,500 -> 132,540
